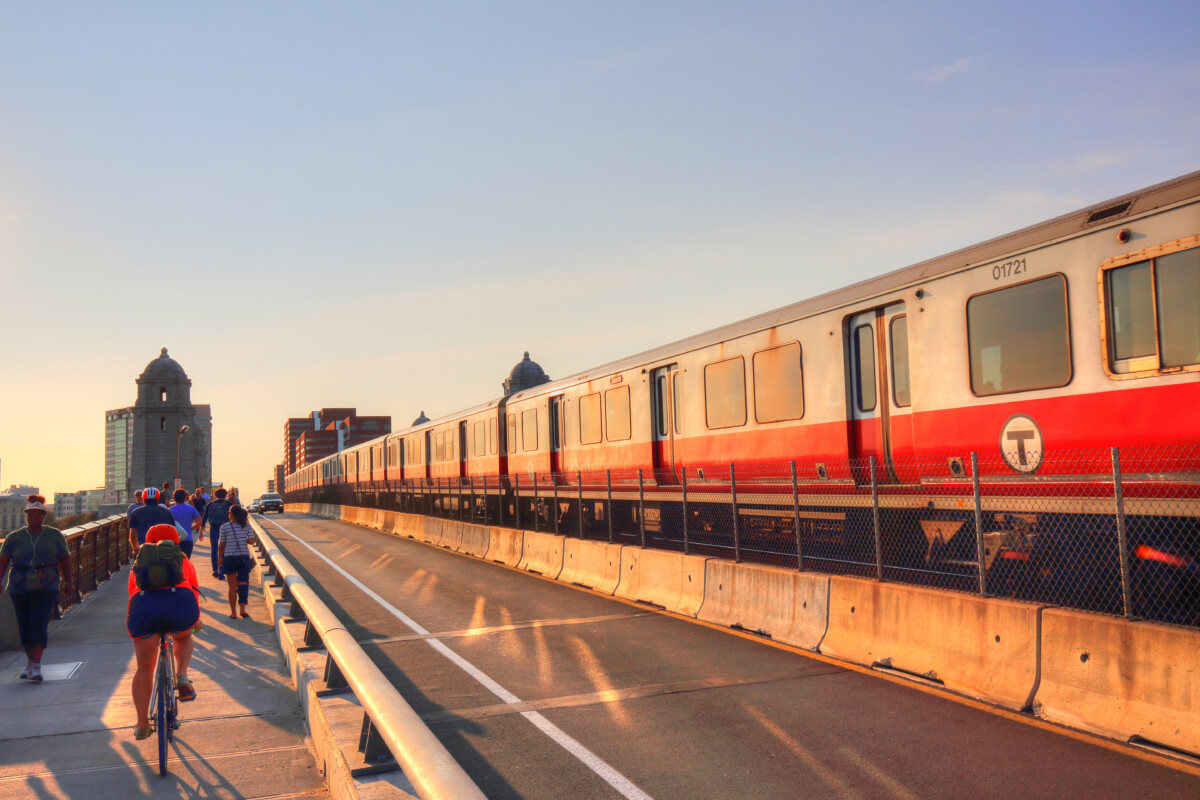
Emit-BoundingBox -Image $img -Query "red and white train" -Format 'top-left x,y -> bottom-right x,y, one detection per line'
285,172 -> 1199,623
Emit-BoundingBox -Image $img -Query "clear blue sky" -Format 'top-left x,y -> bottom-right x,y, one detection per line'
1,1 -> 1198,499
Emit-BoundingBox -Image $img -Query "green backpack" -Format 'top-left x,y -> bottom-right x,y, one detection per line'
134,540 -> 185,591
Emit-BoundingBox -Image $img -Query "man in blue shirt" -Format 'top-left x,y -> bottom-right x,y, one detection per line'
128,488 -> 174,552
126,489 -> 143,519
169,488 -> 204,558
203,488 -> 234,579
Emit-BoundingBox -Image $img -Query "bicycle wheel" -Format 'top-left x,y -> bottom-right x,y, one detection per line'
156,641 -> 169,776
166,639 -> 178,739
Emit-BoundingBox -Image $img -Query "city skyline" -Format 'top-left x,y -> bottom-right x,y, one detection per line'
1,2 -> 1197,500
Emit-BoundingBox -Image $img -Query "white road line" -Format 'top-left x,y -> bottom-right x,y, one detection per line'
265,517 -> 656,800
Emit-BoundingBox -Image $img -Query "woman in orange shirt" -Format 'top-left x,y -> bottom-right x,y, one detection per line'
127,524 -> 202,739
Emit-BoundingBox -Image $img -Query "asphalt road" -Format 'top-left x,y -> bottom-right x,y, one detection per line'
256,512 -> 1200,800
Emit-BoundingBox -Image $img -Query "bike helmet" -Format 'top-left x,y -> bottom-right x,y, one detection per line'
143,487 -> 161,501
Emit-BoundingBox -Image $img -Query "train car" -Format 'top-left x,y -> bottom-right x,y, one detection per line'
284,172 -> 1199,624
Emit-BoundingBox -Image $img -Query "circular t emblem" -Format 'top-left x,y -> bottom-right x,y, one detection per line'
999,414 -> 1043,474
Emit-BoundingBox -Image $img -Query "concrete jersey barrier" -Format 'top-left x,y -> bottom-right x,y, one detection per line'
1035,608 -> 1200,755
518,531 -> 565,578
457,522 -> 491,558
819,576 -> 1044,710
614,548 -> 708,617
488,527 -> 524,566
697,561 -> 830,651
558,539 -> 623,594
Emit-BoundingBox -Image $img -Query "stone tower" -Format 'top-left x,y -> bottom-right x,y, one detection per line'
126,348 -> 212,495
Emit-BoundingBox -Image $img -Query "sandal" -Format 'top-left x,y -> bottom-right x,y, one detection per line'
229,613 -> 238,619
134,724 -> 152,740
177,678 -> 196,702
240,610 -> 250,619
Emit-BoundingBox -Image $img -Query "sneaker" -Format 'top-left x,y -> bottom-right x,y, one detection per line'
29,664 -> 43,683
18,665 -> 31,680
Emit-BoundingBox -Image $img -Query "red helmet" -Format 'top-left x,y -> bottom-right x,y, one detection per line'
143,487 -> 161,501
146,524 -> 179,544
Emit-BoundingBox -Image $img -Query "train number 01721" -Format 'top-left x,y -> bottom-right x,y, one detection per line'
991,258 -> 1027,280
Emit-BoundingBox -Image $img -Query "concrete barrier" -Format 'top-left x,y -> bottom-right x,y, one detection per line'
457,523 -> 491,558
518,531 -> 565,578
614,548 -> 708,616
820,576 -> 1043,710
1036,609 -> 1200,755
488,527 -> 524,567
0,589 -> 19,651
440,521 -> 464,550
697,561 -> 830,651
421,517 -> 442,545
558,539 -> 623,594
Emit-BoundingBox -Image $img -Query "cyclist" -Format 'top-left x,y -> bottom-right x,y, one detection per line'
129,487 -> 174,552
127,524 -> 201,740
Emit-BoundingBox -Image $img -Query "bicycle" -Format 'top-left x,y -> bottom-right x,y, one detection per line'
148,627 -> 180,776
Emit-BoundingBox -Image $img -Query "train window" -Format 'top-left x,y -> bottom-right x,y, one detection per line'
434,431 -> 444,462
507,414 -> 517,454
753,342 -> 804,423
522,409 -> 538,451
489,417 -> 498,455
704,356 -> 747,429
655,375 -> 668,436
1104,245 -> 1200,374
580,393 -> 602,444
853,325 -> 877,412
605,386 -> 631,441
890,316 -> 911,407
473,421 -> 485,457
968,275 -> 1071,395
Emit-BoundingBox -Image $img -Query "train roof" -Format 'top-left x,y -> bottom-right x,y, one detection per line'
508,170 -> 1200,402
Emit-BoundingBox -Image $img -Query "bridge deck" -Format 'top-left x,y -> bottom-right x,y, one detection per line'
258,512 -> 1200,800
0,552 -> 328,800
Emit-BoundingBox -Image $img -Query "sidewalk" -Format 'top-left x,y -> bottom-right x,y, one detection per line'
0,553 -> 329,799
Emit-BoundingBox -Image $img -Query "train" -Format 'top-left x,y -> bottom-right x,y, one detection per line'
285,171 -> 1200,625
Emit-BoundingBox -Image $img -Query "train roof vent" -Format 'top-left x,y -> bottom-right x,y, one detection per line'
1085,199 -> 1133,225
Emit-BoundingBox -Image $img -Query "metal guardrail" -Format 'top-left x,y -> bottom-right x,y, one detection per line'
249,519 -> 487,800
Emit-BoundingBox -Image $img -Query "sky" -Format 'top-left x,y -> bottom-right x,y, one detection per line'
1,1 -> 1198,502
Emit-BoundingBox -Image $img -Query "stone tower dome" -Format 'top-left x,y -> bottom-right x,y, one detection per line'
136,347 -> 192,407
502,352 -> 550,396
412,410 -> 431,426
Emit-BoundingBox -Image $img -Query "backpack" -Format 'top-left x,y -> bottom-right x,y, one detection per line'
134,540 -> 185,591
206,499 -> 232,529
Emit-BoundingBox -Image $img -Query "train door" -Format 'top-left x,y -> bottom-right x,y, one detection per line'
847,302 -> 913,483
458,421 -> 468,478
651,365 -> 681,483
549,395 -> 565,482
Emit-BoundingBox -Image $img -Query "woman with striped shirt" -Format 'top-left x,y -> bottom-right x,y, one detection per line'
218,506 -> 256,619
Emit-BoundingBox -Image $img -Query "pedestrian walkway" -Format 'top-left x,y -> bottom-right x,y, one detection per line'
0,555 -> 329,800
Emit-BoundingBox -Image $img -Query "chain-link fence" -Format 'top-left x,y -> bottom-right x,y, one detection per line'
328,445 -> 1200,629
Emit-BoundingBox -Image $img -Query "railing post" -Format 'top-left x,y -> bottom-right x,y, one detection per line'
553,476 -> 560,536
792,460 -> 803,571
1113,447 -> 1134,619
606,469 -> 614,543
482,475 -> 489,525
514,474 -> 521,529
469,476 -> 476,525
637,469 -> 646,548
577,472 -> 584,539
972,452 -> 987,596
870,456 -> 882,580
532,474 -> 540,532
730,463 -> 741,563
681,466 -> 690,555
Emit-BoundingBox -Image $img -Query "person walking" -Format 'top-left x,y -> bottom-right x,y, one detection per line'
127,524 -> 201,738
169,488 -> 203,558
218,505 -> 256,619
191,486 -> 208,519
126,489 -> 143,519
202,488 -> 233,579
128,488 -> 174,552
0,495 -> 72,682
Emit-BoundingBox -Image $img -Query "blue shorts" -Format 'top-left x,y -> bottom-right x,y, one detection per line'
127,587 -> 200,640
